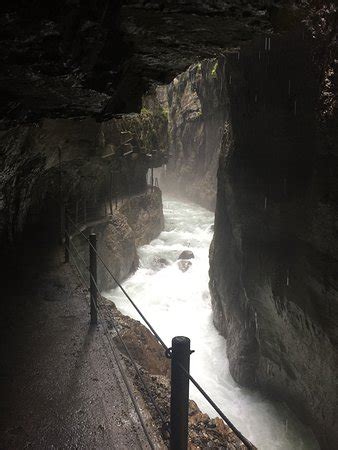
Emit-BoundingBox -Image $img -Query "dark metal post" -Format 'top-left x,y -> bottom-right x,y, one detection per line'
75,201 -> 79,224
64,213 -> 69,263
58,146 -> 63,243
89,233 -> 98,325
127,179 -> 131,214
170,336 -> 190,450
114,169 -> 118,209
109,171 -> 113,215
151,167 -> 154,192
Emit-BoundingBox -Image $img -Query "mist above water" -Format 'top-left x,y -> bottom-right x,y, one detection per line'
106,198 -> 319,450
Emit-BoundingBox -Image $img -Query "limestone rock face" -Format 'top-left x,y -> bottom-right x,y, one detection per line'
209,14 -> 338,449
97,212 -> 139,291
71,189 -> 164,291
162,59 -> 229,210
0,95 -> 167,249
70,210 -> 138,292
119,187 -> 164,247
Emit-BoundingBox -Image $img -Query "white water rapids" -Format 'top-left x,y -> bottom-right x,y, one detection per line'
106,198 -> 319,450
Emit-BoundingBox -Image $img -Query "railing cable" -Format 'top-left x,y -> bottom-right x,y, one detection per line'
96,306 -> 156,450
67,214 -> 168,351
67,243 -> 156,449
85,260 -> 168,427
178,363 -> 254,449
66,215 -> 255,449
66,232 -> 88,269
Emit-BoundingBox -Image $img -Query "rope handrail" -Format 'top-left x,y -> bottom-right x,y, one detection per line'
66,213 -> 255,449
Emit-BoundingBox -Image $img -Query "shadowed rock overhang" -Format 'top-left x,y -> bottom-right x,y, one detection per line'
0,0 -> 305,129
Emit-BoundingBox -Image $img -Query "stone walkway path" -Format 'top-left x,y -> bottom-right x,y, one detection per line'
0,247 -> 158,449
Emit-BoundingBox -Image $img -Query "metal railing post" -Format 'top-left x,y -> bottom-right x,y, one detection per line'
75,200 -> 79,224
109,172 -> 113,215
65,213 -> 70,263
170,336 -> 190,450
89,233 -> 98,325
58,146 -> 63,244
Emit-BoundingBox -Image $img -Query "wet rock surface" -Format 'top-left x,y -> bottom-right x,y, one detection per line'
0,93 -> 167,248
0,1 -> 285,128
178,250 -> 195,260
0,247 -> 161,450
70,188 -> 164,291
209,8 -> 338,448
119,187 -> 165,247
97,212 -> 139,291
162,59 -> 229,210
99,299 -> 252,449
104,301 -> 170,378
178,259 -> 192,272
153,257 -> 170,270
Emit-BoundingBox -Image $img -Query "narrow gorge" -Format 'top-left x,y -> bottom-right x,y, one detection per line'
0,1 -> 337,449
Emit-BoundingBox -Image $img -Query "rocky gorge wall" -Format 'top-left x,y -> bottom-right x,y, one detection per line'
1,1 -> 337,448
0,0 -> 301,244
162,59 -> 229,210
0,89 -> 168,259
71,188 -> 164,292
209,10 -> 337,449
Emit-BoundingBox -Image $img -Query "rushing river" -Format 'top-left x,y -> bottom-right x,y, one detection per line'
106,198 -> 319,450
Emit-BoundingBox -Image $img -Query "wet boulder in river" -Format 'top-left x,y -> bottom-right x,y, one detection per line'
153,257 -> 169,269
178,250 -> 194,260
178,260 -> 192,272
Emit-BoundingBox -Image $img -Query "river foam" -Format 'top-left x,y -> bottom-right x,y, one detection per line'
106,198 -> 319,450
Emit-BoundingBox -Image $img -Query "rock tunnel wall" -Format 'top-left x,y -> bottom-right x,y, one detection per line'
0,90 -> 168,254
209,14 -> 337,449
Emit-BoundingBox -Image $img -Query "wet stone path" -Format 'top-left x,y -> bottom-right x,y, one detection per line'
0,248 -> 155,449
